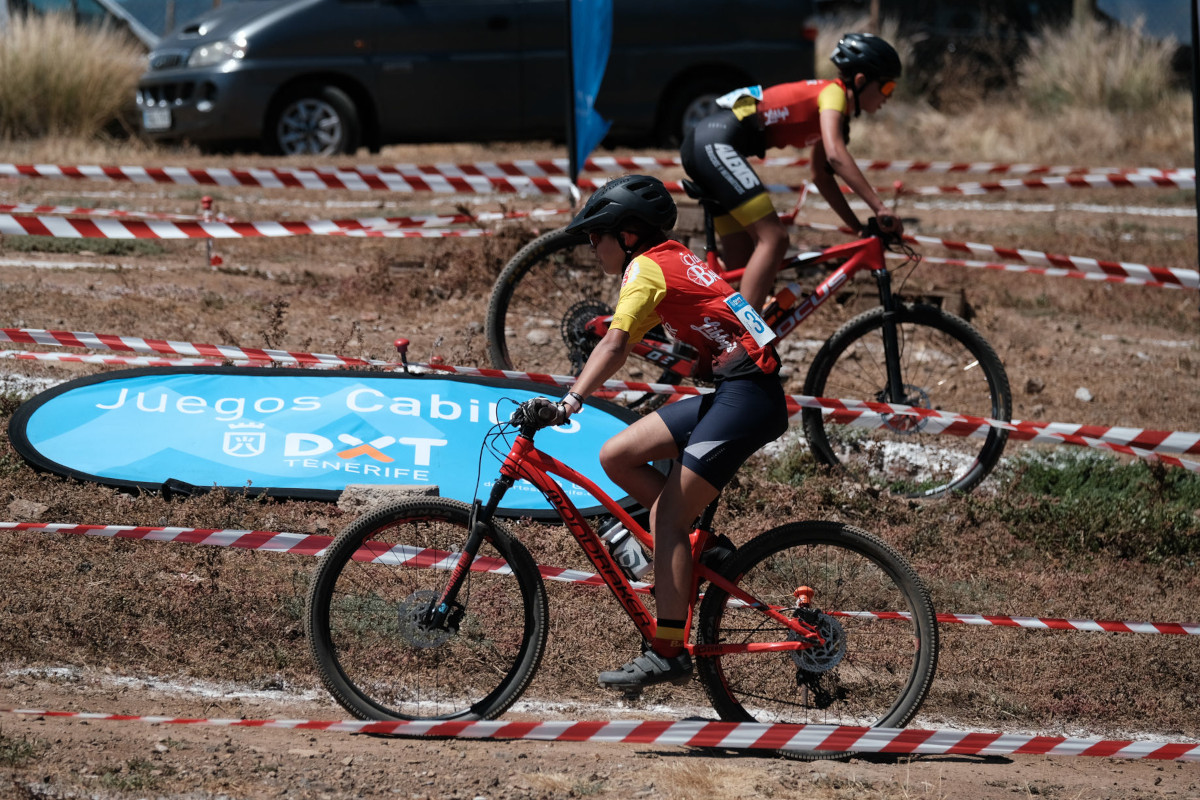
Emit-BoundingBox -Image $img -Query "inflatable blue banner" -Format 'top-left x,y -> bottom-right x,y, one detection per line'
9,368 -> 653,519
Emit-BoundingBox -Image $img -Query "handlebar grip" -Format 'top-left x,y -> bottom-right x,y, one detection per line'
864,216 -> 902,246
534,403 -> 560,423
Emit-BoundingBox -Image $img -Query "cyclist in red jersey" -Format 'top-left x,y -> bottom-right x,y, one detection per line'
533,175 -> 788,689
680,32 -> 904,310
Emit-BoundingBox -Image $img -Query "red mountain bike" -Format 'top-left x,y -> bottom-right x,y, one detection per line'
485,185 -> 1012,498
306,398 -> 939,760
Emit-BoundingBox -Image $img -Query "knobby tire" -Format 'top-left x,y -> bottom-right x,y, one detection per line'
801,304 -> 1012,498
695,520 -> 939,761
306,498 -> 548,721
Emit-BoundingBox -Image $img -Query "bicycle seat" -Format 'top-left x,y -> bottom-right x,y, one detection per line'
681,179 -> 724,214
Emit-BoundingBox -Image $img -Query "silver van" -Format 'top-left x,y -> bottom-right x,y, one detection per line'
135,0 -> 816,154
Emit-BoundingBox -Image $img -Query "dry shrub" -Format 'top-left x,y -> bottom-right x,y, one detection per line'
854,91 -> 1192,167
1019,17 -> 1179,113
0,13 -> 144,139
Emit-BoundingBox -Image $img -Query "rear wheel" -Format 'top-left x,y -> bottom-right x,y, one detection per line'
802,304 -> 1011,498
696,520 -> 938,760
306,498 -> 548,721
485,227 -> 682,407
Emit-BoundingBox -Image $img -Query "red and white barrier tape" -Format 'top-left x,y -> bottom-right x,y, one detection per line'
0,350 -> 266,368
1,707 -> 1196,760
0,522 -> 647,593
0,203 -> 204,221
0,214 -> 490,239
0,328 -> 385,367
3,159 -> 1189,184
5,328 -> 1199,467
5,161 -> 1192,196
419,362 -> 1200,466
895,254 -> 1191,290
903,173 -> 1195,195
800,221 -> 1199,290
5,522 -> 1200,636
0,205 -> 564,228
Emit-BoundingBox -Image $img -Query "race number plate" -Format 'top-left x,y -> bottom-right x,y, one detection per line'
724,292 -> 776,347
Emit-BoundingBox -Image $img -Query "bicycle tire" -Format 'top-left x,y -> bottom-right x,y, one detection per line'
485,227 -> 680,407
306,498 -> 548,721
695,520 -> 938,761
801,303 -> 1012,498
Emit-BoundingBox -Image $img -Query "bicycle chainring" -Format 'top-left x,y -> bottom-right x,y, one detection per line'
560,300 -> 612,374
876,384 -> 932,434
395,590 -> 462,649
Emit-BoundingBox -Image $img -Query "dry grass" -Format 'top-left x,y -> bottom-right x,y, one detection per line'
1019,17 -> 1180,113
0,13 -> 144,139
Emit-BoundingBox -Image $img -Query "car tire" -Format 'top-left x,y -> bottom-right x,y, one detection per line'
655,73 -> 743,147
267,84 -> 361,156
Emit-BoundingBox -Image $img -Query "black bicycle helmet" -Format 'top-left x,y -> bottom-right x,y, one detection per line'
830,32 -> 902,81
565,174 -> 678,235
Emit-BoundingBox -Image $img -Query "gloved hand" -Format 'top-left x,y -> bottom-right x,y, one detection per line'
529,396 -> 572,426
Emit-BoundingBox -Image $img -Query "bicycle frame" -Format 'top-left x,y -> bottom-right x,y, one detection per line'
432,424 -> 824,658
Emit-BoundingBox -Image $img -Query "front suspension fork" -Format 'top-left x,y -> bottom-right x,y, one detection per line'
425,475 -> 514,630
873,268 -> 906,403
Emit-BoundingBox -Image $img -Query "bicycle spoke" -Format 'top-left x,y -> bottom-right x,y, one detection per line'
307,500 -> 546,721
803,305 -> 1011,497
697,522 -> 937,759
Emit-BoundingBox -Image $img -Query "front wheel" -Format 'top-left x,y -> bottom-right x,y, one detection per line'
802,304 -> 1012,498
267,84 -> 360,156
305,498 -> 548,721
696,521 -> 939,761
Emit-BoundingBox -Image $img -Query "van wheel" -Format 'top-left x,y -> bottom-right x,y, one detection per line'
267,85 -> 360,156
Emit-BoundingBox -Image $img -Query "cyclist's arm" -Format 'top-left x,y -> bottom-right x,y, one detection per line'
816,107 -> 894,232
568,328 -> 633,401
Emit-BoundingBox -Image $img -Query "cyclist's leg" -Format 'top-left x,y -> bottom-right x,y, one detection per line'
737,212 -> 789,310
682,110 -> 787,307
599,378 -> 788,690
658,375 -> 788,620
599,410 -> 681,510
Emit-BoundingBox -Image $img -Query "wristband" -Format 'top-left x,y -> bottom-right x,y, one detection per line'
563,392 -> 584,413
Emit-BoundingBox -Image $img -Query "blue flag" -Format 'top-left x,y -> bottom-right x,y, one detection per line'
570,0 -> 612,182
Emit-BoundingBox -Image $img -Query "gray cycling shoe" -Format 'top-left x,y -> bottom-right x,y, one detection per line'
598,650 -> 693,690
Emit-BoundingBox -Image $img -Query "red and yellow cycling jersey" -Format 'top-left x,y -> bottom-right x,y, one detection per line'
609,240 -> 779,381
758,79 -> 848,150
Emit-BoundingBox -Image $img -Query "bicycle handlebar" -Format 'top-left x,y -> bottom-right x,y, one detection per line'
862,216 -> 903,247
509,398 -> 561,434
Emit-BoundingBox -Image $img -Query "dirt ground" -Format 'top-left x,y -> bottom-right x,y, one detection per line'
0,138 -> 1197,799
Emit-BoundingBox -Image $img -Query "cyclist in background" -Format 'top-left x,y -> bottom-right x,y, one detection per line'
680,32 -> 905,310
535,174 -> 788,690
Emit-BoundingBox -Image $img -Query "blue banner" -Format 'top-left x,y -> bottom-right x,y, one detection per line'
571,0 -> 612,179
9,368 -> 652,519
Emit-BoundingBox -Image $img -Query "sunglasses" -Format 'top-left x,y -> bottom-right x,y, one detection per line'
587,231 -> 611,248
878,79 -> 897,98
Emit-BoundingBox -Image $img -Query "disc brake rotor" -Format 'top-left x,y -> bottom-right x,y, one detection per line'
560,300 -> 612,374
395,590 -> 452,649
788,612 -> 847,673
877,384 -> 932,434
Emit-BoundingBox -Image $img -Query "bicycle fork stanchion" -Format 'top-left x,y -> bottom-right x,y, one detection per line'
426,473 -> 514,632
872,265 -> 908,406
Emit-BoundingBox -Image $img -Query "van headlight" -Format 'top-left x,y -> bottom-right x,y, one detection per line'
187,39 -> 247,68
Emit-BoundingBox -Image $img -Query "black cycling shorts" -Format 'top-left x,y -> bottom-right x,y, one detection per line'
680,109 -> 775,232
655,373 -> 788,489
